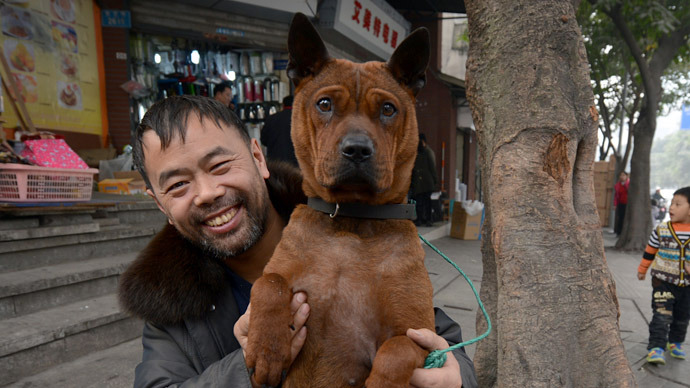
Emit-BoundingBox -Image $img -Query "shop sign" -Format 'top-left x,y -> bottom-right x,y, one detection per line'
101,10 -> 131,28
330,0 -> 409,58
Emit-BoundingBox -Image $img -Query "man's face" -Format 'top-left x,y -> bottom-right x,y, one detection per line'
142,114 -> 271,258
215,88 -> 232,107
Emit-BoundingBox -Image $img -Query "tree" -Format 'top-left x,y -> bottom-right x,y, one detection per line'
464,0 -> 635,386
587,0 -> 690,250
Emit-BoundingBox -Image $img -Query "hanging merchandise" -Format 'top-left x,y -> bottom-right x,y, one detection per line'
261,52 -> 274,74
240,52 -> 250,76
249,52 -> 262,76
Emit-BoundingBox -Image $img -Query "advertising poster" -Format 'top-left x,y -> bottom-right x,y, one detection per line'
0,0 -> 101,135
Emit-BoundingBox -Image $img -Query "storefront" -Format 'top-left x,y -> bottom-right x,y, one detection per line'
98,0 -> 405,150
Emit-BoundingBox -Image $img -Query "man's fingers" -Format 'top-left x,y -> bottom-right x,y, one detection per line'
290,326 -> 307,362
290,292 -> 307,314
233,304 -> 251,356
407,328 -> 449,351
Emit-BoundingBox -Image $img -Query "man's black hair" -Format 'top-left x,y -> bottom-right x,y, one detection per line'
674,186 -> 690,203
213,83 -> 230,96
282,95 -> 293,107
132,95 -> 251,190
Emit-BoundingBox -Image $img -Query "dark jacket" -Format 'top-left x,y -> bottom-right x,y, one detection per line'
119,163 -> 477,388
260,109 -> 299,167
410,145 -> 439,196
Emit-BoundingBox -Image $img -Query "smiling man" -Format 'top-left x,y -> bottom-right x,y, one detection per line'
119,95 -> 477,387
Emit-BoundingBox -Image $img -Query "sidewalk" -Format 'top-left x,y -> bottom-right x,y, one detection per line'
9,224 -> 690,387
422,224 -> 690,387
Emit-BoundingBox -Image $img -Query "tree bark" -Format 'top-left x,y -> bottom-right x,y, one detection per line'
465,1 -> 635,386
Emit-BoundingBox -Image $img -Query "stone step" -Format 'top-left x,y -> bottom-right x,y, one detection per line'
0,294 -> 143,386
0,223 -> 164,273
0,222 -> 100,242
0,253 -> 137,319
5,337 -> 140,388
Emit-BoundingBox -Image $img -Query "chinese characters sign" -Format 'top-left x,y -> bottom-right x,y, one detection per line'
333,0 -> 409,59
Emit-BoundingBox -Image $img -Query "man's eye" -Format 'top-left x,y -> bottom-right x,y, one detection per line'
212,161 -> 229,171
166,181 -> 186,192
317,98 -> 332,112
381,102 -> 397,117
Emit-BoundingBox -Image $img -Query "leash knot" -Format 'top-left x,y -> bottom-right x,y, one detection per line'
424,350 -> 447,369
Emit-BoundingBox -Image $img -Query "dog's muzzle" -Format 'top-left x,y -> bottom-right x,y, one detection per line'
339,133 -> 374,164
333,133 -> 378,189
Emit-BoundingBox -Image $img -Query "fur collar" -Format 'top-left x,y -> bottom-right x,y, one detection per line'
118,161 -> 306,326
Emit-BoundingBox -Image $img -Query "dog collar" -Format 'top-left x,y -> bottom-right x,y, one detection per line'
307,197 -> 416,220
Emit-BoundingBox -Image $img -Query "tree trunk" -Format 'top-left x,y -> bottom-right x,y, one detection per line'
616,109 -> 655,251
465,1 -> 635,386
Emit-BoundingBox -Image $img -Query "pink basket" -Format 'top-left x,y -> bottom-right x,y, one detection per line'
0,163 -> 98,202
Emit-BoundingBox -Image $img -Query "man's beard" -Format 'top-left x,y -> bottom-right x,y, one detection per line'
181,187 -> 271,260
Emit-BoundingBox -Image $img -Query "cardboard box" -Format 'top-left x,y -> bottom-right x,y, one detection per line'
98,178 -> 146,195
113,170 -> 144,181
450,201 -> 483,240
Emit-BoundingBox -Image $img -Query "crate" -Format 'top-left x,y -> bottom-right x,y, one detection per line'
0,163 -> 98,202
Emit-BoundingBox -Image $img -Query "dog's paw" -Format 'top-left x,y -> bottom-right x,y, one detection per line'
245,327 -> 292,387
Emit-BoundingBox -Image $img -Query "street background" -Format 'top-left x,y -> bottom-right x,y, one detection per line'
8,224 -> 690,387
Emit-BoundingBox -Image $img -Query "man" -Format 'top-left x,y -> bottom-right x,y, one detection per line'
260,95 -> 299,167
120,95 -> 478,387
614,171 -> 630,236
411,133 -> 439,227
213,82 -> 234,110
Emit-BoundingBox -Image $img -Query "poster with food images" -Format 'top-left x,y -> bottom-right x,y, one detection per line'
0,0 -> 101,136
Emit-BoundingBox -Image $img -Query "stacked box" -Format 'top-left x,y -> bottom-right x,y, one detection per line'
593,159 -> 616,227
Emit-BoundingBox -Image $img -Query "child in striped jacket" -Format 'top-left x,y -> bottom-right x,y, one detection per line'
638,186 -> 690,365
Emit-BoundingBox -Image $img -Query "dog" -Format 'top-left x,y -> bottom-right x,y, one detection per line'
245,13 -> 434,388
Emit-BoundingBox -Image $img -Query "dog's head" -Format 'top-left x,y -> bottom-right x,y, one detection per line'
287,13 -> 429,205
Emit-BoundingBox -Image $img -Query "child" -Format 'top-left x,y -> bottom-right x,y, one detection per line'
638,186 -> 690,364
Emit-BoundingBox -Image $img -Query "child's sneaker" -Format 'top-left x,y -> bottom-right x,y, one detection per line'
646,347 -> 666,364
667,343 -> 686,359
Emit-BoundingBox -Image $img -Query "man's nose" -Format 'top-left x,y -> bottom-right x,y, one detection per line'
193,176 -> 225,207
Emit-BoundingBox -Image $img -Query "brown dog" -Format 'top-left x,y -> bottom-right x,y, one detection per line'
245,13 -> 433,388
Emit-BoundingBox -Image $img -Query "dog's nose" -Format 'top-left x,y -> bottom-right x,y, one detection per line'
340,134 -> 374,163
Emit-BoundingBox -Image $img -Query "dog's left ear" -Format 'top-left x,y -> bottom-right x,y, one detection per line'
387,27 -> 430,96
287,12 -> 330,88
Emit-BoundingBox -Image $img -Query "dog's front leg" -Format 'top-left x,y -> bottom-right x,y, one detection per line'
246,273 -> 293,387
365,335 -> 428,388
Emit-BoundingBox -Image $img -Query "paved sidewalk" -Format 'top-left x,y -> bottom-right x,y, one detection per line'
422,225 -> 690,387
10,224 -> 690,387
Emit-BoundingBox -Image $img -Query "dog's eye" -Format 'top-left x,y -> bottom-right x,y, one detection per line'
381,102 -> 397,117
316,98 -> 332,112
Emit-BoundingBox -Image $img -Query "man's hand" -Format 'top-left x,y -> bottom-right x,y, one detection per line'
407,328 -> 462,388
638,272 -> 646,280
234,292 -> 309,363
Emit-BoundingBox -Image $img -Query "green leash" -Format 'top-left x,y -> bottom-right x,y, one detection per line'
418,234 -> 492,369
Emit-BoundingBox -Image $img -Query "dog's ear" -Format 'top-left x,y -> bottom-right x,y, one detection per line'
387,27 -> 430,96
287,13 -> 330,87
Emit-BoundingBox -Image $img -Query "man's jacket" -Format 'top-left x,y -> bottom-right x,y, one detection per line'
119,162 -> 478,387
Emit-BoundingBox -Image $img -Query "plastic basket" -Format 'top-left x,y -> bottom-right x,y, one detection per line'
0,163 -> 98,202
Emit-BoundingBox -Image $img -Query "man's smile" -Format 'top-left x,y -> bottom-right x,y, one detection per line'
204,206 -> 241,228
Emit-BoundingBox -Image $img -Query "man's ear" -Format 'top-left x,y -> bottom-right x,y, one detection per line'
147,188 -> 173,225
250,139 -> 270,180
387,27 -> 430,96
287,12 -> 330,88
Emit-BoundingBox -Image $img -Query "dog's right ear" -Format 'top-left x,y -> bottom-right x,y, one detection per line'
287,13 -> 330,87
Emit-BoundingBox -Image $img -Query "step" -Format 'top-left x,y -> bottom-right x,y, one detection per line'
5,337 -> 141,388
0,222 -> 100,242
0,223 -> 165,273
0,294 -> 143,386
0,253 -> 137,319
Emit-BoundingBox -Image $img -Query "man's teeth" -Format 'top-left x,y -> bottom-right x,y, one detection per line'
206,208 -> 238,227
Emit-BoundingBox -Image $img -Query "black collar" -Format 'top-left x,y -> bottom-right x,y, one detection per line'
307,197 -> 416,220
